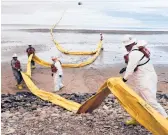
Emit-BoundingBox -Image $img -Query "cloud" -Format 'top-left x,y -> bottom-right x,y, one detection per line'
2,0 -> 167,30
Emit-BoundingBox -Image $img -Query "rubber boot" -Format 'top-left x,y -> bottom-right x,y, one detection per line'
21,82 -> 25,88
60,85 -> 64,90
125,119 -> 137,125
17,84 -> 23,90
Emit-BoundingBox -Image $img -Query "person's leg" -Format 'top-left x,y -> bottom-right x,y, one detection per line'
32,60 -> 35,66
15,71 -> 23,90
140,90 -> 168,117
18,72 -> 21,84
20,74 -> 25,88
125,92 -> 168,125
13,71 -> 19,85
54,74 -> 60,91
125,86 -> 139,125
59,75 -> 64,89
53,73 -> 56,91
140,72 -> 168,118
125,76 -> 141,125
31,60 -> 35,69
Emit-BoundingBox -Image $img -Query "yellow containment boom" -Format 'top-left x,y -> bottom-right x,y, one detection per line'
24,54 -> 81,112
20,10 -> 168,135
51,39 -> 99,55
26,54 -> 33,78
24,58 -> 168,135
77,78 -> 168,135
33,41 -> 102,68
50,10 -> 101,55
77,82 -> 111,113
107,78 -> 168,135
21,72 -> 81,112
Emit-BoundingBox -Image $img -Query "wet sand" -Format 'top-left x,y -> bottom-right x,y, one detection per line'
17,28 -> 168,34
1,28 -> 168,95
1,61 -> 168,94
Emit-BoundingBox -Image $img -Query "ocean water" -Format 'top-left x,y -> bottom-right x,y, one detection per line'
2,30 -> 168,65
1,0 -> 168,65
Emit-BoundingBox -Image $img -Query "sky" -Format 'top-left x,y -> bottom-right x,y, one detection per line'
1,0 -> 168,30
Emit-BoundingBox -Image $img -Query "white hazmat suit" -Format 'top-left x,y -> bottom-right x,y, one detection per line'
124,41 -> 168,118
53,60 -> 64,91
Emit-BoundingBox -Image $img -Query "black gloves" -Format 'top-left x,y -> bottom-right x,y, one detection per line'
119,67 -> 126,74
59,75 -> 62,77
120,67 -> 127,82
134,67 -> 138,72
122,78 -> 127,82
120,67 -> 138,74
51,73 -> 53,77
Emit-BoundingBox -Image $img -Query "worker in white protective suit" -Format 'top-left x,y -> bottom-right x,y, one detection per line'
51,56 -> 64,92
120,35 -> 168,125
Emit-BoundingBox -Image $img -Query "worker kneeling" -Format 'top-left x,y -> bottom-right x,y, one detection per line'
51,56 -> 64,92
120,35 -> 168,125
11,54 -> 23,90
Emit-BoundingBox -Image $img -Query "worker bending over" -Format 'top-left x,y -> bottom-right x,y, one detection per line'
120,35 -> 168,125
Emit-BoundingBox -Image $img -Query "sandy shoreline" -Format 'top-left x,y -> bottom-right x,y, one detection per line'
2,2 -> 168,134
2,61 -> 168,94
2,24 -> 168,34
1,28 -> 168,95
4,28 -> 168,34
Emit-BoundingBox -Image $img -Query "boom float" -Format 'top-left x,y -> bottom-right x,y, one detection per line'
20,54 -> 168,135
32,40 -> 103,68
20,14 -> 168,134
50,10 -> 99,55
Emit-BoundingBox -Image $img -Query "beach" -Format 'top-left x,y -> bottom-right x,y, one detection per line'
1,26 -> 168,94
1,1 -> 168,134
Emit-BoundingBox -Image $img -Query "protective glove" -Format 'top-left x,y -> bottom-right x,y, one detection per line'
51,73 -> 53,77
59,75 -> 62,77
18,69 -> 22,71
134,67 -> 138,72
119,67 -> 126,74
122,78 -> 127,82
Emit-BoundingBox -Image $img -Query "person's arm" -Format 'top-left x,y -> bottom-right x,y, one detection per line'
123,51 -> 142,81
33,48 -> 35,53
19,60 -> 22,70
